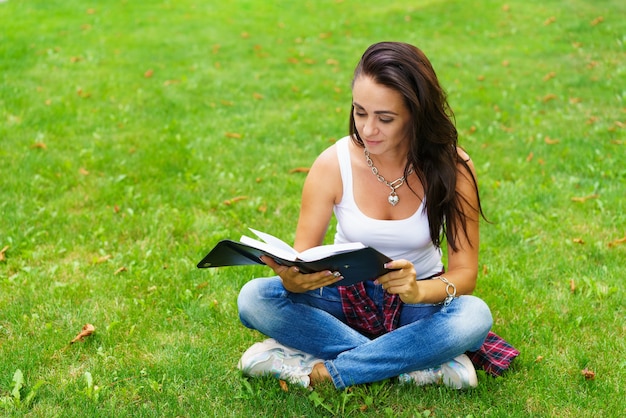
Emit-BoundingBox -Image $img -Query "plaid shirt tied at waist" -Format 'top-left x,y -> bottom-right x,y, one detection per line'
336,280 -> 519,377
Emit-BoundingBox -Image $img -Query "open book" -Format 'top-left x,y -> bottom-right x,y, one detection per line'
197,228 -> 394,287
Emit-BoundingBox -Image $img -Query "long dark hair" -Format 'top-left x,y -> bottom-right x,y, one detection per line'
349,41 -> 484,251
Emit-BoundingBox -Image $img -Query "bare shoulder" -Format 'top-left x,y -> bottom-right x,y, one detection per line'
456,147 -> 476,173
303,141 -> 342,203
307,141 -> 342,183
311,142 -> 340,170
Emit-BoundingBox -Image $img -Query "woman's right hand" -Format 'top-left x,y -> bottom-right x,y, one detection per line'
261,256 -> 342,293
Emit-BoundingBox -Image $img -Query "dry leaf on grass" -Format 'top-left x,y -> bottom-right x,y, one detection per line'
223,196 -> 248,205
571,194 -> 598,203
289,167 -> 310,174
608,236 -> 626,248
279,380 -> 289,392
70,324 -> 95,344
581,368 -> 596,380
0,245 -> 8,262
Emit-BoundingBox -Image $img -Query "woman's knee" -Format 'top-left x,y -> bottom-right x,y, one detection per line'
237,277 -> 283,322
455,295 -> 493,338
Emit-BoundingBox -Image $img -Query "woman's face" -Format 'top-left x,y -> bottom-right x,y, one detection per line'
352,75 -> 411,156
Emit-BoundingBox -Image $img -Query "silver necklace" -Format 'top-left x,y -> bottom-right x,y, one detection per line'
364,148 -> 413,206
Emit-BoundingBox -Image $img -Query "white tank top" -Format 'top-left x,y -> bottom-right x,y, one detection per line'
333,136 -> 443,279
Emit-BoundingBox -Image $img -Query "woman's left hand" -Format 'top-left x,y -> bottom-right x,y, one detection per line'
374,259 -> 422,303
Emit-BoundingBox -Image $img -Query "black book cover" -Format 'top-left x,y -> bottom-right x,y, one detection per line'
197,240 -> 394,287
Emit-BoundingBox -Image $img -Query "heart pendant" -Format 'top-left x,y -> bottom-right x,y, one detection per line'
388,193 -> 399,206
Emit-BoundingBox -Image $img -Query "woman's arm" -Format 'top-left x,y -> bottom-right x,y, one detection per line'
262,144 -> 344,292
376,148 -> 481,303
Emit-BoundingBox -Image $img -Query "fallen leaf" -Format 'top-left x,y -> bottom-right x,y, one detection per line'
223,196 -> 248,205
569,97 -> 582,104
86,8 -> 96,14
31,142 -> 47,149
608,236 -> 626,248
535,355 -> 544,363
289,167 -> 310,174
326,59 -> 339,66
253,92 -> 264,100
95,254 -> 112,264
502,4 -> 510,12
581,368 -> 595,380
279,380 -> 289,391
526,152 -> 534,162
114,266 -> 127,275
76,88 -> 91,98
240,32 -> 250,39
225,132 -> 242,139
542,94 -> 557,102
586,116 -> 598,125
501,60 -> 510,67
544,16 -> 556,25
571,194 -> 598,203
590,16 -> 604,26
570,279 -> 576,293
543,71 -> 556,81
79,167 -> 89,175
70,323 -> 95,344
482,264 -> 488,275
144,69 -> 154,78
0,245 -> 8,262
572,238 -> 584,244
544,136 -> 560,144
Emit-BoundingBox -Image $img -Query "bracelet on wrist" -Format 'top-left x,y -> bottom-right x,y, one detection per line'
438,276 -> 457,306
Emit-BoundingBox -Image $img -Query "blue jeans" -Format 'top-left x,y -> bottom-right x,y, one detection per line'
238,276 -> 493,389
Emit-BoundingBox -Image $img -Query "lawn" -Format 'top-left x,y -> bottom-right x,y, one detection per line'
1,0 -> 624,416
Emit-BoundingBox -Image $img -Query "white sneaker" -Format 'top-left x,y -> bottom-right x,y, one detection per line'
238,339 -> 322,387
399,354 -> 478,390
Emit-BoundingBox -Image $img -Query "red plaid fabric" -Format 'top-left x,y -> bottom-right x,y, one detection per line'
466,331 -> 519,376
337,282 -> 519,376
337,281 -> 401,339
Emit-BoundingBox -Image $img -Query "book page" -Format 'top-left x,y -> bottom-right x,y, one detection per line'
245,228 -> 365,263
239,234 -> 298,262
247,228 -> 298,255
297,242 -> 365,262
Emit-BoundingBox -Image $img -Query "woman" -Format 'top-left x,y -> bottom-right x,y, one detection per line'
237,42 -> 499,390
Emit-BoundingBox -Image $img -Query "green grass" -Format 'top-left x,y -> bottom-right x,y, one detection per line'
1,0 -> 624,416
